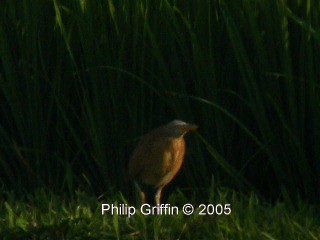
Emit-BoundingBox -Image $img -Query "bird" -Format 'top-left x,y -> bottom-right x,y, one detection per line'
128,120 -> 198,205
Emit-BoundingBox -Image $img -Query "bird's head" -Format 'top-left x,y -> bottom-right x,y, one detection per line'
165,120 -> 198,138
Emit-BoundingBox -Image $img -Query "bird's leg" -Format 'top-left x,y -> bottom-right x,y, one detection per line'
140,191 -> 146,204
134,181 -> 146,205
155,187 -> 163,205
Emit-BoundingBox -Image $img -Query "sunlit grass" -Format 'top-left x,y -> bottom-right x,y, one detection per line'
0,3 -> 319,239
1,189 -> 319,239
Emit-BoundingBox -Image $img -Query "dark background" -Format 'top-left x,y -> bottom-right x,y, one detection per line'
0,0 -> 319,204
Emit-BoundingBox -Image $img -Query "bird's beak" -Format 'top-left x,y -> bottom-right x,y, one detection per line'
186,124 -> 198,131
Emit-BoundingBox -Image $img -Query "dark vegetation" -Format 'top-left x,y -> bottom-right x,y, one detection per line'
0,0 -> 320,238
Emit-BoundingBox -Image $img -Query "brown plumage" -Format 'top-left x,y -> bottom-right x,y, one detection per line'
129,120 -> 198,205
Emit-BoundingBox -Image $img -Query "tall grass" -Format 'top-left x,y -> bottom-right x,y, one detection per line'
0,0 -> 319,202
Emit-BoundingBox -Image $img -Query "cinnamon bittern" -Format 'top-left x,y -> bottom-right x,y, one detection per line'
128,120 -> 198,205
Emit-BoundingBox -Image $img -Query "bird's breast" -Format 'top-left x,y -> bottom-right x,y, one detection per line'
155,138 -> 186,187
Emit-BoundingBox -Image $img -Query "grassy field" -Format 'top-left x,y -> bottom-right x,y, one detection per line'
1,188 -> 320,240
0,0 -> 320,238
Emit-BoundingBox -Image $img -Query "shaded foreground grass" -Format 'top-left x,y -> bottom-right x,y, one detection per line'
1,188 -> 319,240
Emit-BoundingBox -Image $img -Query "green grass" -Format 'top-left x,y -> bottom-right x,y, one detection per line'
1,188 -> 319,240
0,0 -> 320,238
